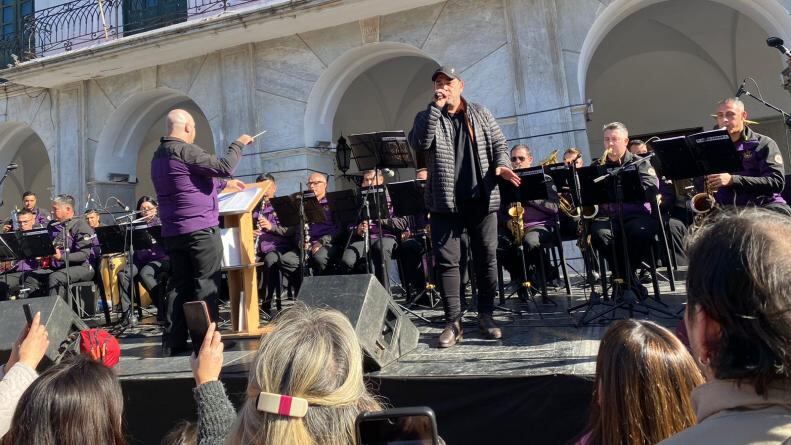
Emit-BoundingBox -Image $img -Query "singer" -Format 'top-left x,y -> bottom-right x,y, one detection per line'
408,66 -> 520,348
151,109 -> 252,355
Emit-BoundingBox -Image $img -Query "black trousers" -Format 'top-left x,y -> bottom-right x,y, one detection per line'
432,202 -> 498,320
590,214 -> 658,280
665,217 -> 688,267
0,271 -> 25,300
25,265 -> 95,299
118,260 -> 170,312
307,244 -> 338,275
400,236 -> 427,292
257,248 -> 299,308
340,238 -> 397,288
163,227 -> 222,349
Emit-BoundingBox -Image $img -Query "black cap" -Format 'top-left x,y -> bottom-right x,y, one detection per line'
431,66 -> 461,81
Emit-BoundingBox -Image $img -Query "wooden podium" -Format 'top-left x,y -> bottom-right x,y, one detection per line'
219,180 -> 272,338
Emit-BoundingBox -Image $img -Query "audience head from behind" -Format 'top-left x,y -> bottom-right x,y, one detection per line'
225,303 -> 382,445
579,319 -> 704,445
684,208 -> 791,393
161,421 -> 196,445
1,354 -> 126,445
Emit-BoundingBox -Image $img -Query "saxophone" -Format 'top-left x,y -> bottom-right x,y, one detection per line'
507,202 -> 525,245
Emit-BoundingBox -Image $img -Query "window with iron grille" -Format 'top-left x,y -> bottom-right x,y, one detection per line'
122,0 -> 186,36
1,0 -> 34,68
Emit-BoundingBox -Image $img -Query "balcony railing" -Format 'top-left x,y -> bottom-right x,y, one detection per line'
1,0 -> 298,68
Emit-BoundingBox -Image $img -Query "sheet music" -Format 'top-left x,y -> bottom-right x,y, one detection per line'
218,187 -> 261,214
220,227 -> 241,267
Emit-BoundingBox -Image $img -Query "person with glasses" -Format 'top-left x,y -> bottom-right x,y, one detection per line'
302,172 -> 340,275
408,66 -> 520,348
500,144 -> 559,290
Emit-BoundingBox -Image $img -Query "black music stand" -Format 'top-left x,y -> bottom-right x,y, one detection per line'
0,229 -> 57,300
499,167 -> 560,317
269,192 -> 325,281
651,128 -> 742,180
387,179 -> 440,312
573,158 -> 678,325
348,131 -> 416,295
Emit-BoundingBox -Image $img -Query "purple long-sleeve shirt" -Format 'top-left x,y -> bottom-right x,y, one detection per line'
151,137 -> 242,237
253,202 -> 296,254
133,217 -> 168,267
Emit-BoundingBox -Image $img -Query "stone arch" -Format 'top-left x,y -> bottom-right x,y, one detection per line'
93,88 -> 215,202
577,0 -> 791,100
0,122 -> 54,212
304,42 -> 439,148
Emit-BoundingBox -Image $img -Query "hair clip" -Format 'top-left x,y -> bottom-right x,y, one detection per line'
256,392 -> 309,418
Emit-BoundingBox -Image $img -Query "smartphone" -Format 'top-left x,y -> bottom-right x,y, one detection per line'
356,407 -> 440,445
183,301 -> 212,355
23,303 -> 33,327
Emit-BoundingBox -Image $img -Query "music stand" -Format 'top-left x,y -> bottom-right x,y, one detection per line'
650,128 -> 742,180
499,168 -> 561,316
94,225 -> 125,255
574,158 -> 678,325
269,192 -> 325,281
348,131 -> 416,295
387,180 -> 440,318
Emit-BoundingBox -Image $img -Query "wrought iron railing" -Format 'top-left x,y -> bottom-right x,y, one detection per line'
1,0 -> 302,68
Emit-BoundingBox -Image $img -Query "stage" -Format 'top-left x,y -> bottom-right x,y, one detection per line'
111,272 -> 687,445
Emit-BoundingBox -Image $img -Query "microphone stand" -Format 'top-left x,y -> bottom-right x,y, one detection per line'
115,205 -> 143,327
739,88 -> 791,167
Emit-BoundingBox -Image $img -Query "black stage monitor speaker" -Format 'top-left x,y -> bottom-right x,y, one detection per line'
0,296 -> 88,368
298,274 -> 419,371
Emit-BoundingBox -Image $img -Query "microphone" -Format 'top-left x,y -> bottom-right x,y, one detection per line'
6,163 -> 18,171
382,168 -> 395,178
767,36 -> 791,58
735,79 -> 747,98
111,197 -> 130,211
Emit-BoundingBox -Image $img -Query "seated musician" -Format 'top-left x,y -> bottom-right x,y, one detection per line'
500,145 -> 559,286
709,97 -> 790,215
589,122 -> 659,296
252,174 -> 298,311
627,139 -> 649,156
3,191 -> 49,232
304,172 -> 340,274
116,196 -> 170,323
24,195 -> 95,299
339,169 -> 408,287
0,209 -> 41,300
399,168 -> 430,293
558,147 -> 584,240
563,147 -> 584,168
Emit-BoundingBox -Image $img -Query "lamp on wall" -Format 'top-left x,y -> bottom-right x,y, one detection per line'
335,135 -> 351,173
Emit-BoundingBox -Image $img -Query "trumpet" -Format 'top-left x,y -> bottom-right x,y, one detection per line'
507,202 -> 525,245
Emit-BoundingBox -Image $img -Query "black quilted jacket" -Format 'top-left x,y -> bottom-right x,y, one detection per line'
409,98 -> 510,213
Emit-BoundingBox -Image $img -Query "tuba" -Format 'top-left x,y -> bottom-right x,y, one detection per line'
507,202 -> 525,245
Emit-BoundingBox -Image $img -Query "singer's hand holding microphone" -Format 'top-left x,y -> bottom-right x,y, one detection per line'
433,89 -> 448,109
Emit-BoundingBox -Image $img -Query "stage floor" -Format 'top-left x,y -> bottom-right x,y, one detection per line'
112,272 -> 687,382
110,271 -> 688,445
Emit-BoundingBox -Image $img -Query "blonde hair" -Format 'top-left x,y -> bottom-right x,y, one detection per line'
225,303 -> 382,445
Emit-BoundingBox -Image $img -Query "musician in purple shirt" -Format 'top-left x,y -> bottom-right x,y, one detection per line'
252,174 -> 297,312
2,191 -> 49,233
589,122 -> 659,292
339,169 -> 409,287
117,196 -> 170,325
303,172 -> 340,275
0,209 -> 40,300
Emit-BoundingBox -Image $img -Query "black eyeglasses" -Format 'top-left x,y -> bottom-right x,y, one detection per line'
511,156 -> 527,162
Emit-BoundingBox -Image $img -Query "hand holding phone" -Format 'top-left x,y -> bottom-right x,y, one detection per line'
356,407 -> 440,445
189,322 -> 224,386
23,303 -> 33,326
184,301 -> 212,355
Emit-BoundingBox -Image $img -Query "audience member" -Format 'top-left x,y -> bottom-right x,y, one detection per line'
1,354 -> 126,445
162,421 -> 197,445
190,303 -> 382,445
0,312 -> 49,438
660,209 -> 791,444
576,319 -> 703,445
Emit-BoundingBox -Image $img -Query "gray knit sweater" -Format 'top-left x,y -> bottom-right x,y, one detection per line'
0,363 -> 38,438
193,380 -> 236,445
408,99 -> 511,214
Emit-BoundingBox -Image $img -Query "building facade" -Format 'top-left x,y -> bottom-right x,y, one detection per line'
0,0 -> 789,213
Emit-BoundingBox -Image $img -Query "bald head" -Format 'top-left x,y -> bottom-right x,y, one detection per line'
166,109 -> 197,143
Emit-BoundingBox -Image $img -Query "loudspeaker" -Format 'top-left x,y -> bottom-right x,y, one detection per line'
0,296 -> 88,367
298,274 -> 419,371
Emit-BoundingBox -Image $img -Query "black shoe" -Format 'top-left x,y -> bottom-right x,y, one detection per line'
478,314 -> 503,340
437,321 -> 463,348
